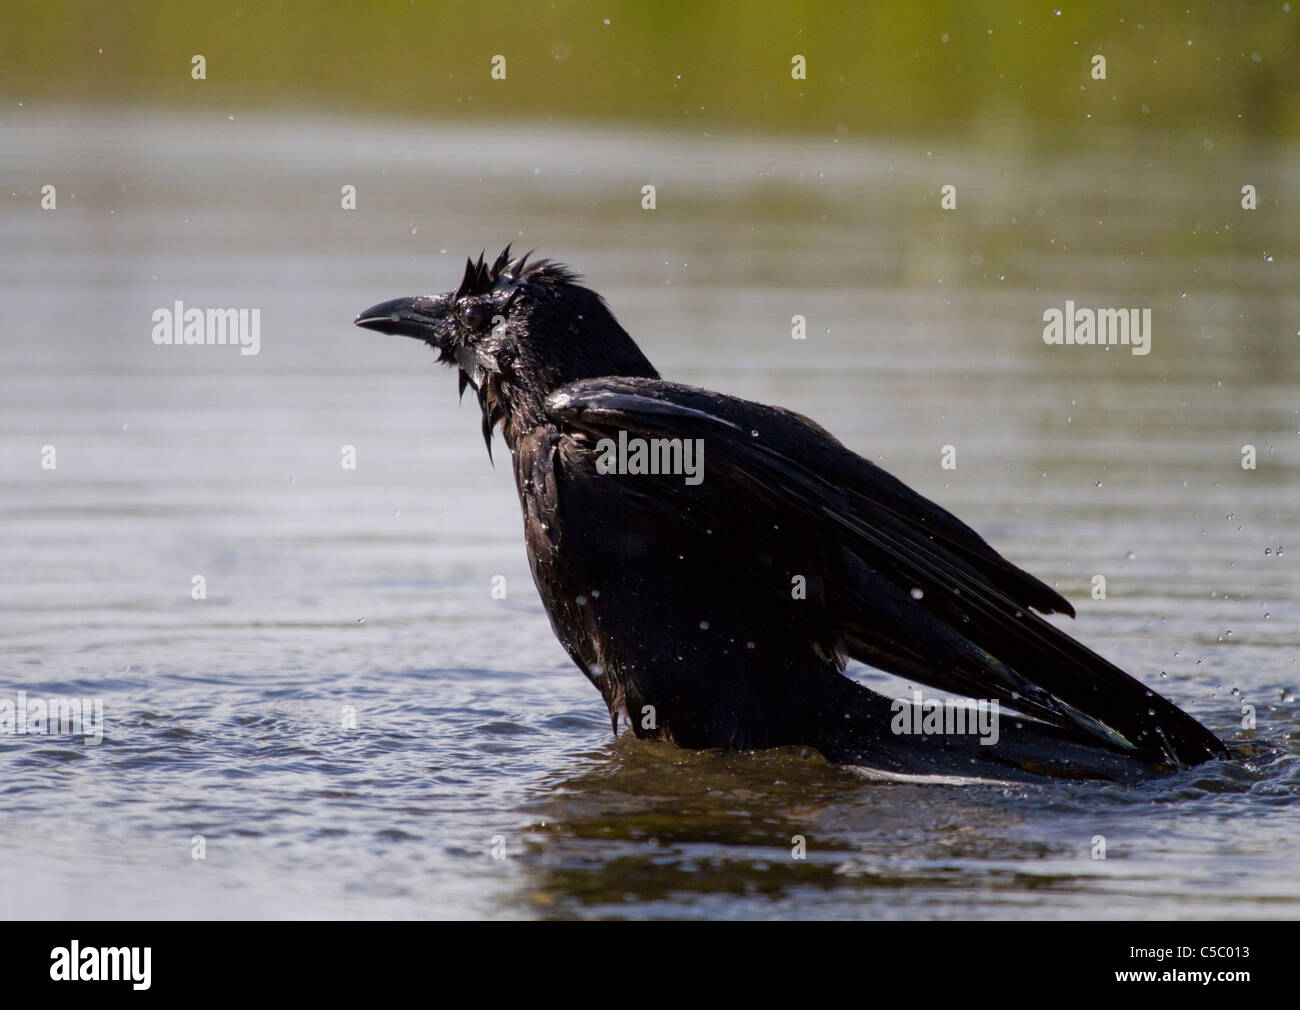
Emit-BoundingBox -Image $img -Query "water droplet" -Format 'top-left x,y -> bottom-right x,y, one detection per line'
699,620 -> 710,630
910,587 -> 924,600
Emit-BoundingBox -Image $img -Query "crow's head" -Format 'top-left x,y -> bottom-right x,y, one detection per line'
356,247 -> 657,456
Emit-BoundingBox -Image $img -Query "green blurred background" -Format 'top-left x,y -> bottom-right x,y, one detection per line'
4,0 -> 1297,139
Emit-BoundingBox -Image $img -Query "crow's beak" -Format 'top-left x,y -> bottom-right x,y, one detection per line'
354,296 -> 440,342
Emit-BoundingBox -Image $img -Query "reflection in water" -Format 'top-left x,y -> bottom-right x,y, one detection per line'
510,737 -> 1299,918
0,107 -> 1298,918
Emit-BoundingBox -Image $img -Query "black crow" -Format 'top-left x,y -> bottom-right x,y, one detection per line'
357,248 -> 1226,783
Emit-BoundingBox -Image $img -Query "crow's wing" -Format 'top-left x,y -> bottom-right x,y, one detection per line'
546,376 -> 1225,767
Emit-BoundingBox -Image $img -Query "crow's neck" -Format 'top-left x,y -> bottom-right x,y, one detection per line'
488,332 -> 659,449
484,371 -> 545,448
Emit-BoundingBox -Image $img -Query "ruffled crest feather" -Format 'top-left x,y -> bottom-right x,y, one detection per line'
453,245 -> 579,299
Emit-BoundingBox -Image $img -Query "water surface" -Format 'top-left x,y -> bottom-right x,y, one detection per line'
1,107 -> 1298,918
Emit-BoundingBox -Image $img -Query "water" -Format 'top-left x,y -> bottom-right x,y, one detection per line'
1,106 -> 1298,919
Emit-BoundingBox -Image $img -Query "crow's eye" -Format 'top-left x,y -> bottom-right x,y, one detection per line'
459,302 -> 488,328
